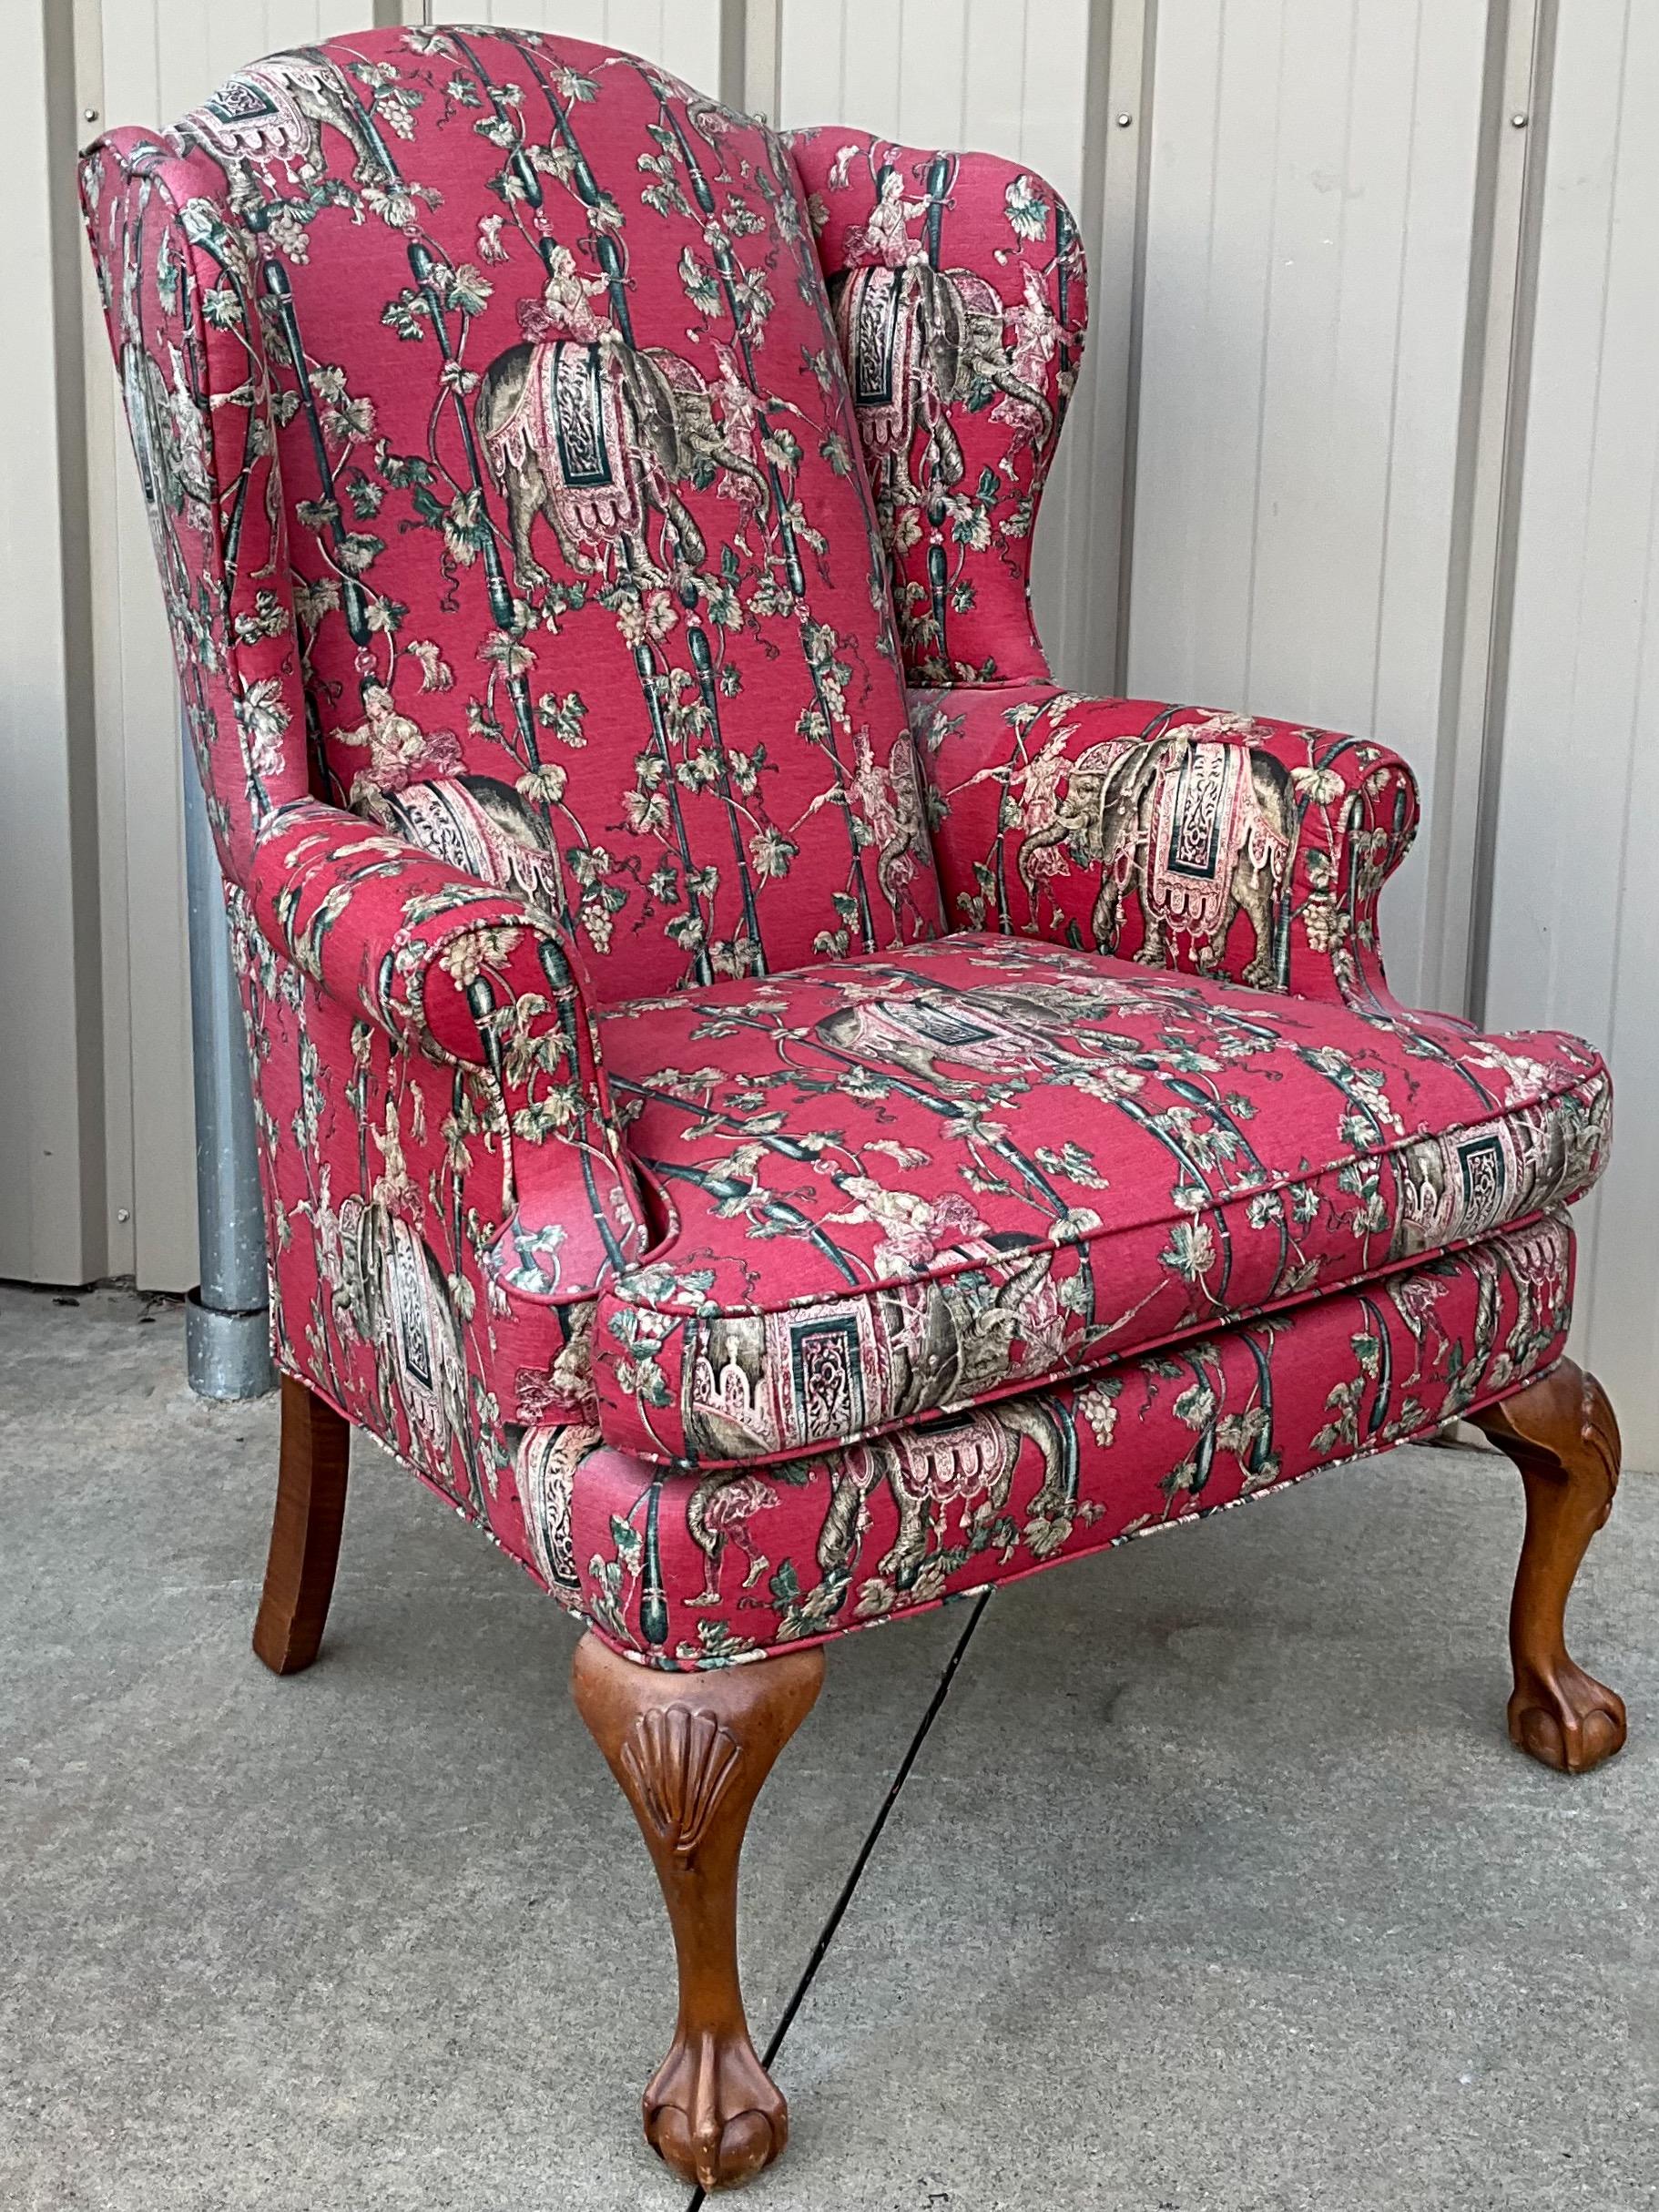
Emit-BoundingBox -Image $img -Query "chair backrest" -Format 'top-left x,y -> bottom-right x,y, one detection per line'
82,25 -> 943,1000
789,126 -> 1086,687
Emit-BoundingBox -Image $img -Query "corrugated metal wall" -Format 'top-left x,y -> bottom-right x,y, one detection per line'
7,1 -> 1655,1457
1128,1 -> 1494,1012
1481,1 -> 1659,1447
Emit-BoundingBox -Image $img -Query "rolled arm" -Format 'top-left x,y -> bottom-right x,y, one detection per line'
248,798 -> 648,1300
914,684 -> 1420,1011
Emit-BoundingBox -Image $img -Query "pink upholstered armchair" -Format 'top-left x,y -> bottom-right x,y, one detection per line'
82,25 -> 1625,2191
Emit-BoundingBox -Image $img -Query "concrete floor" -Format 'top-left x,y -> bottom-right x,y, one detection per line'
3,1284 -> 1655,2212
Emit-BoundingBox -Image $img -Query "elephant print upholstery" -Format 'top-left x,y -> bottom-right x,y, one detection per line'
169,53 -> 389,194
100,33 -> 943,1004
591,937 -> 1610,1470
1011,716 -> 1300,990
789,126 -> 1085,686
82,21 -> 1614,1667
478,321 -> 772,588
84,26 -> 1630,2189
335,1192 -> 478,1511
916,683 -> 1422,1013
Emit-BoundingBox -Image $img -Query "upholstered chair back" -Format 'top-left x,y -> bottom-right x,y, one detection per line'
82,25 -> 944,999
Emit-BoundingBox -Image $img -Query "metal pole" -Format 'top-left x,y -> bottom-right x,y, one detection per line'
180,711 -> 275,1399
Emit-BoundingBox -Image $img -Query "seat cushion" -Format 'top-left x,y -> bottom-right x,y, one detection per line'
545,1213 -> 1576,1664
591,935 -> 1610,1467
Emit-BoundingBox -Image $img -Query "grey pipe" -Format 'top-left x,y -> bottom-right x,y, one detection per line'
180,712 -> 274,1399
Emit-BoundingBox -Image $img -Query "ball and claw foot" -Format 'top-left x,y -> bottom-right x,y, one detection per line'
1509,1654 -> 1626,1775
645,2027 -> 789,2191
1473,1360 -> 1627,1776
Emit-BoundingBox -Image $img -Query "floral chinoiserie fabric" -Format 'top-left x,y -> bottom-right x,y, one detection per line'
245,795 -> 648,1297
79,25 -> 1615,1675
537,1212 -> 1578,1664
84,25 -> 942,1001
590,937 -> 1609,1468
914,683 -> 1422,1011
787,126 -> 1085,686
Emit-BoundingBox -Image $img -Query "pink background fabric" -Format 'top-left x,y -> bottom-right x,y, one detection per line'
789,124 -> 1085,685
592,936 -> 1606,1467
79,25 -> 1609,1669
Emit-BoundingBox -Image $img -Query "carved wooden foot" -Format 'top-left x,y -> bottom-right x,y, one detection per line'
252,1377 -> 351,1676
572,1632 -> 824,2191
1471,1361 -> 1626,1774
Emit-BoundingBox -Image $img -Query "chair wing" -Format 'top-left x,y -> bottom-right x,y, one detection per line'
788,126 -> 1085,686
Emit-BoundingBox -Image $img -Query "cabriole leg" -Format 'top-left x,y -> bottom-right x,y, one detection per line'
252,1376 -> 350,1676
572,1632 -> 824,2191
1471,1360 -> 1627,1774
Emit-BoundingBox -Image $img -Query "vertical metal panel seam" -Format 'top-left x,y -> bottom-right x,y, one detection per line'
1417,0 -> 1516,1015
1048,0 -> 1117,682
1071,0 -> 1115,684
1111,0 -> 1156,695
957,0 -> 971,144
1366,0 -> 1427,735
1013,0 -> 1030,164
718,0 -> 746,111
42,0 -> 108,1276
75,0 -> 138,1275
1465,0 -> 1561,1024
1238,0 -> 1290,701
1580,444 -> 1659,1357
1566,0 -> 1648,1355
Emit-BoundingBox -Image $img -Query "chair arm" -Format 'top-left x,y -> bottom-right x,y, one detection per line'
915,684 -> 1420,1011
247,797 -> 649,1299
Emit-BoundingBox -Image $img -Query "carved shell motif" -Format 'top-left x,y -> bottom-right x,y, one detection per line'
620,1707 -> 742,1859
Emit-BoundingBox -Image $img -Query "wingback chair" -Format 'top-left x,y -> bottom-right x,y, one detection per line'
82,25 -> 1626,2191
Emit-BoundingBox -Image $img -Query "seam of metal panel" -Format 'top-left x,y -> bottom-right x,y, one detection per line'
719,0 -> 742,112
729,0 -> 775,117
1072,0 -> 1115,687
1110,0 -> 1155,696
1237,0 -> 1290,707
38,0 -> 107,1279
1549,0 -> 1640,1363
1366,0 -> 1426,743
1043,0 -> 1115,686
1461,0 -> 1557,1027
75,0 -> 141,1279
1410,0 -> 1523,1017
1579,412 -> 1659,1368
56,0 -> 112,1277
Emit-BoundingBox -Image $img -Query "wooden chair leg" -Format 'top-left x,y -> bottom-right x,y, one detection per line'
1471,1360 -> 1627,1774
252,1377 -> 351,1677
572,1631 -> 824,2192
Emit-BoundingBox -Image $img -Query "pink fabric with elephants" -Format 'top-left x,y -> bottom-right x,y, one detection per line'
916,684 -> 1423,1010
787,126 -> 1086,684
93,27 -> 941,1004
590,936 -> 1608,1469
78,24 -> 1612,1672
550,1212 -> 1579,1663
